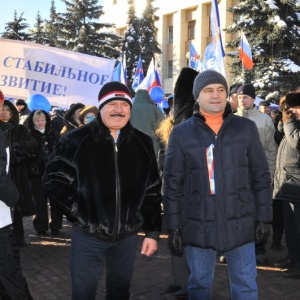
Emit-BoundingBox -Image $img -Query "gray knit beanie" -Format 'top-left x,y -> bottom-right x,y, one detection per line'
192,70 -> 228,100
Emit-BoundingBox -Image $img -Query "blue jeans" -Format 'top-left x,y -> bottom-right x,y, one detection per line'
186,242 -> 257,300
70,231 -> 137,300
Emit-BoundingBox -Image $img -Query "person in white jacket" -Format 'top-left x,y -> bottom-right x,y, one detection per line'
0,127 -> 32,299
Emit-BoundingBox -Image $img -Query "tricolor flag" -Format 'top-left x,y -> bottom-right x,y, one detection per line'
135,58 -> 161,92
189,42 -> 201,71
239,33 -> 254,70
132,55 -> 144,91
207,0 -> 226,77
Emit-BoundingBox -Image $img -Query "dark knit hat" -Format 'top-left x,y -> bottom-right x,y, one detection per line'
285,92 -> 300,108
173,67 -> 198,126
192,70 -> 228,100
229,84 -> 241,95
237,84 -> 256,99
0,90 -> 4,104
259,100 -> 270,107
98,81 -> 132,110
15,99 -> 27,106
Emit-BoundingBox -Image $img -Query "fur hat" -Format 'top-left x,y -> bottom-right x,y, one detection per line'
0,90 -> 4,104
79,105 -> 99,124
98,81 -> 132,110
229,84 -> 241,95
193,70 -> 228,100
285,92 -> 300,108
237,84 -> 256,99
15,99 -> 27,106
173,67 -> 198,126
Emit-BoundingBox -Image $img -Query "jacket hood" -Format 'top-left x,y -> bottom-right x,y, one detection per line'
27,109 -> 52,134
133,90 -> 154,105
3,100 -> 19,126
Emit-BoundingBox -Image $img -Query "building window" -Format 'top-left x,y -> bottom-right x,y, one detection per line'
188,21 -> 195,40
168,26 -> 173,43
168,60 -> 173,78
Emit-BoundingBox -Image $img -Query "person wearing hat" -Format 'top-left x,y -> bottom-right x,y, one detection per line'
163,70 -> 272,299
236,83 -> 277,265
43,81 -> 162,299
273,91 -> 300,279
78,105 -> 99,125
258,100 -> 271,116
60,102 -> 85,136
15,99 -> 31,125
228,83 -> 240,112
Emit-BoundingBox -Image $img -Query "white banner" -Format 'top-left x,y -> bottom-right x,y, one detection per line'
0,39 -> 115,108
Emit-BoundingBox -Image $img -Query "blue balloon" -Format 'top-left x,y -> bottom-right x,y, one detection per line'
160,99 -> 169,109
149,86 -> 164,104
27,94 -> 51,112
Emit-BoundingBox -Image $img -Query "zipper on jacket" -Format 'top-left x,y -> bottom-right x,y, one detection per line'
112,139 -> 120,242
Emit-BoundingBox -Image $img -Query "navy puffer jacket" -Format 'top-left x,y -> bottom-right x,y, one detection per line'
163,109 -> 272,251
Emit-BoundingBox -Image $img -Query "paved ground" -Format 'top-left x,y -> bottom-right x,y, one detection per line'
19,216 -> 300,300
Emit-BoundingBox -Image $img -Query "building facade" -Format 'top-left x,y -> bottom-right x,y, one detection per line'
102,0 -> 235,94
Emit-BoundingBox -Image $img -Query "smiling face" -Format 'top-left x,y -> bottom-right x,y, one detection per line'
197,84 -> 227,115
100,100 -> 131,137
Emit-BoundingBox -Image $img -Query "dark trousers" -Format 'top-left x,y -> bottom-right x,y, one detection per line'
272,199 -> 284,243
283,201 -> 300,268
13,208 -> 24,244
170,251 -> 190,290
70,231 -> 137,300
0,226 -> 32,299
31,178 -> 63,233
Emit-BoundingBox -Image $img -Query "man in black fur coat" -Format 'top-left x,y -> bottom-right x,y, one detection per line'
43,81 -> 162,300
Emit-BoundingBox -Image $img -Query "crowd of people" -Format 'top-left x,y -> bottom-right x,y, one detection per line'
0,69 -> 299,299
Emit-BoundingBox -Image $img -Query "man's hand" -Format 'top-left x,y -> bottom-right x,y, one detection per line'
141,238 -> 158,257
282,109 -> 292,123
255,221 -> 271,244
168,230 -> 183,256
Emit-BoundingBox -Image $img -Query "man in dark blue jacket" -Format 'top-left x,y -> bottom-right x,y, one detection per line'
163,70 -> 272,299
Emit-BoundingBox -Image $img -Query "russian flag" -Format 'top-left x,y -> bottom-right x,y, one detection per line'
239,33 -> 254,70
135,58 -> 161,92
132,55 -> 144,91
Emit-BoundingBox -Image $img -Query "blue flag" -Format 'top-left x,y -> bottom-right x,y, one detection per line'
208,0 -> 226,76
189,42 -> 201,71
132,55 -> 144,91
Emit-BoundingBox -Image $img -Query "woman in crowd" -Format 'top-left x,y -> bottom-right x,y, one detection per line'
27,109 -> 62,236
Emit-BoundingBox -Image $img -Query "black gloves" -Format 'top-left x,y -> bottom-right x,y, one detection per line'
255,221 -> 271,244
168,230 -> 184,256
